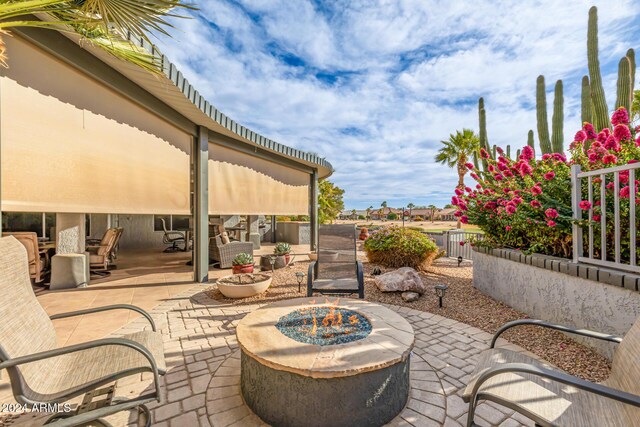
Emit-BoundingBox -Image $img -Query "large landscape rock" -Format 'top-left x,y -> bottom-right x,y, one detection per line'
374,267 -> 427,294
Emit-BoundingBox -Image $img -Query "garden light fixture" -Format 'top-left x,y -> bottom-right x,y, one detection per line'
268,255 -> 277,273
295,272 -> 305,292
435,284 -> 448,308
457,256 -> 463,267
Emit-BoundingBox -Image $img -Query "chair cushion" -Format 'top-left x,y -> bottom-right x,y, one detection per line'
220,232 -> 230,245
19,330 -> 166,403
463,348 -> 639,426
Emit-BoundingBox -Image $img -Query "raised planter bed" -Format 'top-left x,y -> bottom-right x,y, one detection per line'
216,273 -> 272,299
472,246 -> 640,358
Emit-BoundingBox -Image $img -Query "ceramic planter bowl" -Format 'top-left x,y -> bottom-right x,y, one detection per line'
217,273 -> 272,298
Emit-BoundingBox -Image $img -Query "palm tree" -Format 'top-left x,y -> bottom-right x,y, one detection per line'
407,202 -> 415,221
351,209 -> 357,220
0,1 -> 194,72
428,204 -> 438,223
366,205 -> 373,221
379,201 -> 387,221
435,128 -> 480,228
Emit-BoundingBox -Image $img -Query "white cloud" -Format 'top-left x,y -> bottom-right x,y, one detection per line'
157,0 -> 640,208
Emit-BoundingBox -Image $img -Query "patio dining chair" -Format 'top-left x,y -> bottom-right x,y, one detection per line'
88,227 -> 119,277
2,231 -> 49,283
160,218 -> 185,253
307,224 -> 364,298
463,317 -> 640,427
0,236 -> 166,426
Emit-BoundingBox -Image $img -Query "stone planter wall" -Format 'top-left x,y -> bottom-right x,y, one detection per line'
275,221 -> 310,245
473,247 -> 640,359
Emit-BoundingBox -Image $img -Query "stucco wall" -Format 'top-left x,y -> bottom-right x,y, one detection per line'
275,221 -> 310,245
473,251 -> 640,358
113,214 -> 166,251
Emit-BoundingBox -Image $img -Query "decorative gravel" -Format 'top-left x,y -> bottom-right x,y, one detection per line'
206,253 -> 612,382
275,306 -> 372,346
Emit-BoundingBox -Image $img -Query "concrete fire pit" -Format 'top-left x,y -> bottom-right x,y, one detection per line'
236,297 -> 415,427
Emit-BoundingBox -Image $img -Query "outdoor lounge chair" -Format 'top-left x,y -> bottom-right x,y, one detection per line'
0,236 -> 165,426
463,318 -> 640,427
88,227 -> 119,277
160,218 -> 185,253
307,224 -> 364,298
209,234 -> 254,269
2,231 -> 49,283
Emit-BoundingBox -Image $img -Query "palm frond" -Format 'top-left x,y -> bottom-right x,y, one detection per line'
78,0 -> 197,41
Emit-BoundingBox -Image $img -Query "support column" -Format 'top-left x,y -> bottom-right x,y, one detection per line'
55,213 -> 86,254
194,127 -> 209,283
309,169 -> 319,252
271,215 -> 277,243
246,215 -> 260,249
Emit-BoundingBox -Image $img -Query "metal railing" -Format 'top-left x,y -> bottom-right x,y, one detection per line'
424,230 -> 484,260
571,163 -> 639,273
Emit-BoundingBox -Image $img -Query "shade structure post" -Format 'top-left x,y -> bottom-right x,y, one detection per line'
270,215 -> 276,243
194,127 -> 209,283
310,169 -> 319,252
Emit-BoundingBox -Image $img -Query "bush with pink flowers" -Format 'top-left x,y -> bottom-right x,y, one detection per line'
456,107 -> 640,259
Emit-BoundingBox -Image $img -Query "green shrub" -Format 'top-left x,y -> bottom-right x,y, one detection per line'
232,253 -> 254,266
358,215 -> 366,220
413,216 -> 424,221
364,226 -> 438,271
387,212 -> 398,220
276,216 -> 291,222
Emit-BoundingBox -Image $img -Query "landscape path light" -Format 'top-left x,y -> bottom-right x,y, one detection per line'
434,284 -> 449,308
295,272 -> 305,292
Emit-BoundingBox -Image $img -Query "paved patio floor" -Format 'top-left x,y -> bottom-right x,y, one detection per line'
0,247 -> 539,427
42,287 -> 536,427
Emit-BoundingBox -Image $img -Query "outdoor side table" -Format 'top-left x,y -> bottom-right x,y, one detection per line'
50,253 -> 90,290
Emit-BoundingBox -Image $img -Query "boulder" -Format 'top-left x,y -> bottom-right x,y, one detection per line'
374,267 -> 427,294
401,291 -> 420,302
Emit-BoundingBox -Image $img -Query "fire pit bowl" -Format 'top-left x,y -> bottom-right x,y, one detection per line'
236,297 -> 415,427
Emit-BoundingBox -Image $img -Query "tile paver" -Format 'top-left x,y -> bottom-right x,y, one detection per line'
0,283 -> 537,427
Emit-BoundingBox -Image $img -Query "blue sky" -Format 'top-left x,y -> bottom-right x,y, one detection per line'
157,0 -> 640,209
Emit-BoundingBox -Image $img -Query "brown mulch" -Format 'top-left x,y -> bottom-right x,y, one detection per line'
206,255 -> 611,382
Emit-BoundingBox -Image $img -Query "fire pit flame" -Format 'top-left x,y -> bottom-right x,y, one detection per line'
276,306 -> 372,346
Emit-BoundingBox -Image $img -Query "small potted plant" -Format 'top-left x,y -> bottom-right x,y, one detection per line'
359,227 -> 369,240
232,253 -> 254,274
274,242 -> 292,265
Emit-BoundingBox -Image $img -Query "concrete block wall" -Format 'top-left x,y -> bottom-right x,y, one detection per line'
473,247 -> 640,359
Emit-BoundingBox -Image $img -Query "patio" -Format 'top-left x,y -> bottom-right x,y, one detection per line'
0,280 -> 536,427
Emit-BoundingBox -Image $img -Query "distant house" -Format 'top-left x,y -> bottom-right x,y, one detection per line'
407,208 -> 431,220
436,208 -> 458,221
339,210 -> 368,220
370,207 -> 403,220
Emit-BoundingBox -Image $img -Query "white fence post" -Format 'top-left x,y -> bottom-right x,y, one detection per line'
571,164 -> 582,263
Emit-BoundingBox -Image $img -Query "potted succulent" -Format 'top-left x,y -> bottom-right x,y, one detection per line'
358,227 -> 369,240
232,253 -> 254,274
274,242 -> 292,265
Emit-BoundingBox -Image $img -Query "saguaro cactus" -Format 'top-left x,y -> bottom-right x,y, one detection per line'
588,6 -> 609,131
478,97 -> 490,168
536,75 -> 552,154
506,144 -> 511,159
527,130 -> 535,148
627,48 -> 636,96
616,56 -> 632,113
551,80 -> 564,153
581,75 -> 592,124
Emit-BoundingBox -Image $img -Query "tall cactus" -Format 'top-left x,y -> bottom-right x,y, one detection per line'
536,75 -> 552,154
551,80 -> 564,153
588,6 -> 609,131
581,75 -> 592,124
627,48 -> 636,95
472,151 -> 480,170
478,97 -> 489,168
616,56 -> 632,112
516,149 -> 521,159
492,145 -> 497,159
527,130 -> 535,148
506,145 -> 511,159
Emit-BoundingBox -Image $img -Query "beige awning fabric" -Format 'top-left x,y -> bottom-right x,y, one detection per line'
1,36 -> 191,215
209,144 -> 309,215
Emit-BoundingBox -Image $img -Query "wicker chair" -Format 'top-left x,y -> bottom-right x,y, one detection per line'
0,236 -> 165,426
463,318 -> 640,427
209,235 -> 253,269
